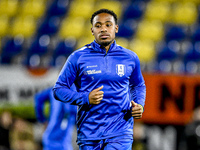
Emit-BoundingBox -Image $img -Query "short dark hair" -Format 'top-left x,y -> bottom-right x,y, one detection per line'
90,9 -> 118,25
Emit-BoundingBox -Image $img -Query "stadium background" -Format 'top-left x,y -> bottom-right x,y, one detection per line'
0,0 -> 200,149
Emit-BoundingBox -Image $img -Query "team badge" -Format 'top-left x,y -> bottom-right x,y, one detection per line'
116,64 -> 125,77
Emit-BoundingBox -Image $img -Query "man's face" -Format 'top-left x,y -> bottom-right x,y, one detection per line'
91,13 -> 118,47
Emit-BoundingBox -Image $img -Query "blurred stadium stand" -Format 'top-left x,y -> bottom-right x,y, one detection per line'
0,0 -> 200,74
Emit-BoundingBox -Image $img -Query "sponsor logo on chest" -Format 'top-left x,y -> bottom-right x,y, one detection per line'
85,65 -> 101,75
86,69 -> 102,75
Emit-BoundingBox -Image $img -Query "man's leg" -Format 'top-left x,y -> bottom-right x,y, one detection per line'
103,135 -> 133,150
79,140 -> 102,150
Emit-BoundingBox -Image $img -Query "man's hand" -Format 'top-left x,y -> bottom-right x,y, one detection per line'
89,86 -> 104,104
131,101 -> 143,119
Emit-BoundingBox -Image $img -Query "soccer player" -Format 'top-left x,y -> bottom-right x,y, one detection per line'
34,86 -> 77,150
53,9 -> 146,150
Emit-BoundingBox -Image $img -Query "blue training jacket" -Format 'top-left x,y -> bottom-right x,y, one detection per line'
53,40 -> 146,144
34,86 -> 77,150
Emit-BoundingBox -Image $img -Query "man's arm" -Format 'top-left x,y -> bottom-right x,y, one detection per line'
129,54 -> 146,119
53,54 -> 90,106
34,87 -> 52,123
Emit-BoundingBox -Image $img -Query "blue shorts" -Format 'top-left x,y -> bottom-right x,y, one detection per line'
79,134 -> 133,150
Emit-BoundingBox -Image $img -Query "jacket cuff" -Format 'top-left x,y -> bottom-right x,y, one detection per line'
82,91 -> 90,105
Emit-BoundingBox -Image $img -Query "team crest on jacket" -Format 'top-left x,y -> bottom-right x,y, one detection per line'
116,64 -> 125,77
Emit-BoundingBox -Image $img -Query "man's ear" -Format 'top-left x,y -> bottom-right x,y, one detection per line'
115,25 -> 119,33
91,28 -> 94,35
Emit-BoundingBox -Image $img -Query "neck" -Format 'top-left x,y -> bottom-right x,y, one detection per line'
104,45 -> 110,53
102,40 -> 115,53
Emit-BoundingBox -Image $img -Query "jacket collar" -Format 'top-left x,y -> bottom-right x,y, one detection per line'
90,40 -> 117,53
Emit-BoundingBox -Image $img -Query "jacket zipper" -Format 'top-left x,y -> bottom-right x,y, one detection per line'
105,53 -> 108,71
